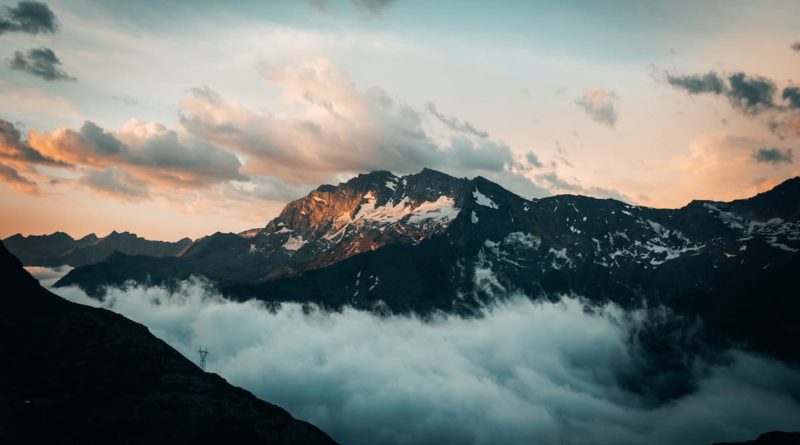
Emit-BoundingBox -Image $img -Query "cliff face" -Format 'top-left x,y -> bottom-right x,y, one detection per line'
0,241 -> 337,445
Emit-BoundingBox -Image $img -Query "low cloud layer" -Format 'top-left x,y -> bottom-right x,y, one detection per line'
49,277 -> 800,445
8,47 -> 75,81
575,87 -> 618,127
0,1 -> 56,35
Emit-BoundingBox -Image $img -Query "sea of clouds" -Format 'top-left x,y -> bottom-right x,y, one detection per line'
28,267 -> 800,445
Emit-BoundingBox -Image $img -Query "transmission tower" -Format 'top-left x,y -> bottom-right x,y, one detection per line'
197,347 -> 209,371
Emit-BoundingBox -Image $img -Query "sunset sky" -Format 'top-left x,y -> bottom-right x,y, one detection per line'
2,0 -> 799,241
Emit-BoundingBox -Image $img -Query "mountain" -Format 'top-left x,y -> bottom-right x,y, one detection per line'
3,231 -> 192,267
0,241 -> 337,444
54,170 -> 800,367
711,431 -> 800,445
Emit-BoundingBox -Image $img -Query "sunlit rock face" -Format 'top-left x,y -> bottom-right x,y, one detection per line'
252,168 -> 468,277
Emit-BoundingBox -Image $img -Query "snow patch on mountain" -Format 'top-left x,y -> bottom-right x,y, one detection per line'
283,235 -> 307,251
352,192 -> 459,227
473,189 -> 499,209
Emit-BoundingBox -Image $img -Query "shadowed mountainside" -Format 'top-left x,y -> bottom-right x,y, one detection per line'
0,241 -> 337,445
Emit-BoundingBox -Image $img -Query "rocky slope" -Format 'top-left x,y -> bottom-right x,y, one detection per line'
0,241 -> 337,444
3,230 -> 192,267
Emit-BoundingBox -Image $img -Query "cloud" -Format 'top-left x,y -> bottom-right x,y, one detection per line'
230,175 -> 315,202
666,71 -> 783,115
666,72 -> 726,95
791,42 -> 800,52
52,279 -> 800,445
0,162 -> 38,194
179,59 -> 547,197
0,118 -> 70,167
79,167 -> 150,199
575,86 -> 618,127
753,147 -> 793,165
8,48 -> 75,82
666,71 -> 800,142
525,151 -> 543,168
309,0 -> 397,17
727,73 -> 776,114
426,103 -> 489,138
351,0 -> 397,16
535,171 -> 630,202
28,119 -> 245,189
668,133 -> 799,203
0,1 -> 57,35
782,87 -> 800,109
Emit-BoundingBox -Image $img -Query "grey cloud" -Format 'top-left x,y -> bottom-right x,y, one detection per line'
536,171 -> 580,192
536,171 -> 630,202
753,147 -> 793,165
0,1 -> 56,35
525,151 -> 543,168
666,71 -> 779,115
448,136 -> 511,172
427,103 -> 489,138
52,280 -> 800,445
0,162 -> 38,193
75,121 -> 244,187
8,47 -> 75,82
241,176 -> 315,202
575,87 -> 618,127
79,121 -> 124,155
782,87 -> 800,109
791,42 -> 800,52
309,0 -> 397,17
727,73 -> 776,114
350,0 -> 397,16
0,118 -> 70,167
666,71 -> 725,95
79,167 -> 149,199
180,85 -> 546,197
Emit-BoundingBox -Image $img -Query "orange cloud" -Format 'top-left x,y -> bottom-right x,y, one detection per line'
669,133 -> 799,203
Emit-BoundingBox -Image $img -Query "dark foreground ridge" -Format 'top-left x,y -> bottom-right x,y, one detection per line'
712,431 -> 800,445
0,242 -> 337,445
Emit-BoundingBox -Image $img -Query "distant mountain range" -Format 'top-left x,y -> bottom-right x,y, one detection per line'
3,230 -> 192,267
11,169 -> 800,375
0,241 -> 336,444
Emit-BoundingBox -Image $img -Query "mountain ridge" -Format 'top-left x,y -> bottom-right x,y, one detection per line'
49,170 -> 800,378
3,230 -> 193,267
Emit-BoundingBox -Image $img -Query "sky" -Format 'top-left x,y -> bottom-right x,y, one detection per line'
1,0 -> 799,241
